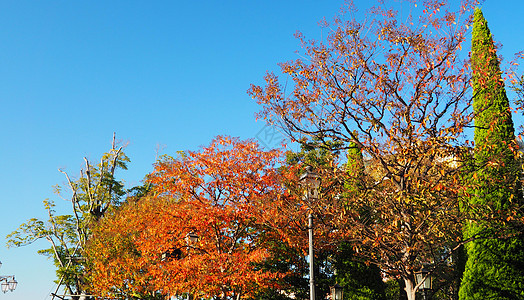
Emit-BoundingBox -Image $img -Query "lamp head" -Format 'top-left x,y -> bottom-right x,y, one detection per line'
299,166 -> 320,189
330,283 -> 344,300
415,267 -> 432,290
188,232 -> 199,243
8,278 -> 17,292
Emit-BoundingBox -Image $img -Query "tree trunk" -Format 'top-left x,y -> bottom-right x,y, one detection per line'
404,278 -> 417,300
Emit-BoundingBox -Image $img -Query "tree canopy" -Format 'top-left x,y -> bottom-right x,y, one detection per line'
87,136 -> 286,300
248,0 -> 521,299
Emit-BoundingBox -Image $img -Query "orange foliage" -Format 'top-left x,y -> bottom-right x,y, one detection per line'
87,136 -> 286,300
86,196 -> 168,299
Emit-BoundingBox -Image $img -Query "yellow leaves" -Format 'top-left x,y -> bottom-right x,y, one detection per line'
372,236 -> 383,247
487,161 -> 500,167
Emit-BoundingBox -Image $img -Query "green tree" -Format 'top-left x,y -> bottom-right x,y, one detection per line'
6,135 -> 129,299
252,234 -> 309,300
459,8 -> 524,300
333,242 -> 387,300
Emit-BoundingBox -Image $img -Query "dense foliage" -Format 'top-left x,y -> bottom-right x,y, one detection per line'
87,136 -> 286,300
459,8 -> 524,300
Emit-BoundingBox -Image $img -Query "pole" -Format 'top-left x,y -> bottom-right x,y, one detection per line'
309,212 -> 315,300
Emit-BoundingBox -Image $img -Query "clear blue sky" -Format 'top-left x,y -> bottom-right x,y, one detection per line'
0,1 -> 522,299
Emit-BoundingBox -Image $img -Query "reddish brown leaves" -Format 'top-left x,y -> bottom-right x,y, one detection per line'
248,0 -> 483,297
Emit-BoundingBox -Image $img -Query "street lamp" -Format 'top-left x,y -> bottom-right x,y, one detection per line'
162,233 -> 200,300
1,278 -> 17,293
186,232 -> 199,300
330,283 -> 344,300
415,267 -> 432,300
299,166 -> 320,300
0,261 -> 17,293
187,232 -> 199,244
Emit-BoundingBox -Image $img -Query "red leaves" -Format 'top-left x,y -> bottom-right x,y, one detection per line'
88,136 -> 286,299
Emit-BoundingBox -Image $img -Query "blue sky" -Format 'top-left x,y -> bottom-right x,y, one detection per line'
0,1 -> 523,299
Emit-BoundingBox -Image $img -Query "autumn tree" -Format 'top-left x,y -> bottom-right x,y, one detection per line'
87,136 -> 286,300
85,196 -> 169,300
6,134 -> 129,299
459,8 -> 524,299
247,1 -> 501,299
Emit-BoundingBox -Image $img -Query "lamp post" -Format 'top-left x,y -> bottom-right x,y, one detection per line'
186,232 -> 199,300
0,261 -> 17,293
299,166 -> 320,300
415,267 -> 432,300
161,233 -> 199,300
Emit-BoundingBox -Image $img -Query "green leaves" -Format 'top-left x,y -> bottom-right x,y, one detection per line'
460,8 -> 524,300
6,136 -> 130,296
6,217 -> 46,248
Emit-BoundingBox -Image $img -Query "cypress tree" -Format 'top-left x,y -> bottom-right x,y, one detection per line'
459,8 -> 524,299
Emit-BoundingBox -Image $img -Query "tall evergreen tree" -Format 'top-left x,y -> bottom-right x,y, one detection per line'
459,8 -> 524,299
